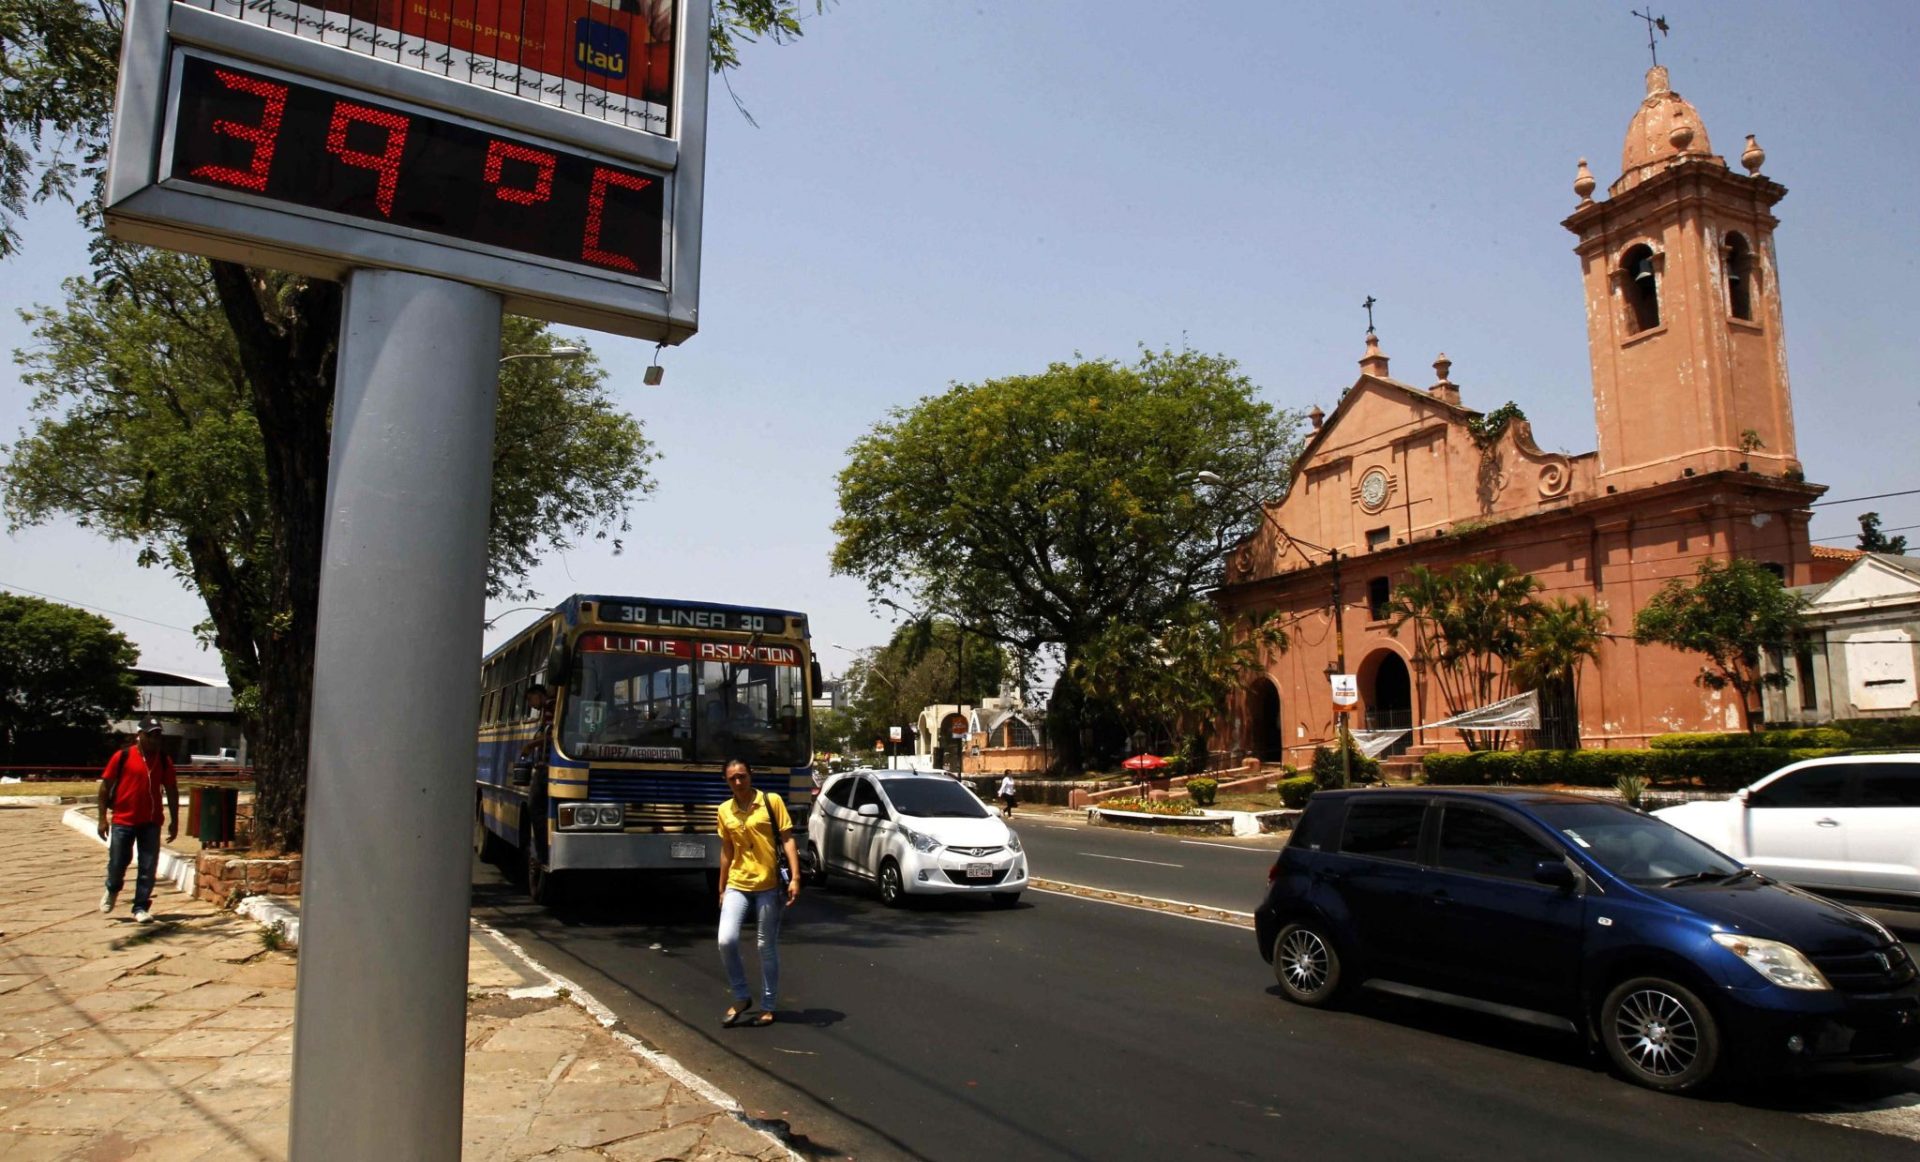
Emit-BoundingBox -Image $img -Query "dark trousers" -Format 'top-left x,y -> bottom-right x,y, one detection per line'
105,822 -> 162,911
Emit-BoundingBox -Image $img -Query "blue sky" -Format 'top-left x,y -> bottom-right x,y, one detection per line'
4,0 -> 1918,681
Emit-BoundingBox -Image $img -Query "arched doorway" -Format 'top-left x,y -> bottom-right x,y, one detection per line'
1362,651 -> 1412,758
1246,677 -> 1282,763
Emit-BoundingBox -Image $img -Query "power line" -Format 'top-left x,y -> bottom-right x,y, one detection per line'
0,580 -> 202,635
1809,487 -> 1920,507
1811,521 -> 1920,544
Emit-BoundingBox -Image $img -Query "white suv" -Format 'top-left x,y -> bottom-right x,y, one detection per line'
1653,754 -> 1920,901
805,769 -> 1028,907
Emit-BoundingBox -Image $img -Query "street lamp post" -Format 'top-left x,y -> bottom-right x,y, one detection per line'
497,345 -> 588,365
1198,471 -> 1351,788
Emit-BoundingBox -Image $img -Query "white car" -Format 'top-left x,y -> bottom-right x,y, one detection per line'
805,769 -> 1028,906
1653,754 -> 1920,901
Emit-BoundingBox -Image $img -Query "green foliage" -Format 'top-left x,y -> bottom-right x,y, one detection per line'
0,593 -> 138,761
1387,561 -> 1546,749
1184,776 -> 1218,807
1421,747 -> 1842,791
831,347 -> 1303,771
1823,715 -> 1920,748
1614,773 -> 1648,809
1309,741 -> 1380,789
839,620 -> 1006,761
1649,727 -> 1849,750
1466,402 -> 1527,449
1631,558 -> 1808,732
1277,774 -> 1317,809
1856,512 -> 1909,556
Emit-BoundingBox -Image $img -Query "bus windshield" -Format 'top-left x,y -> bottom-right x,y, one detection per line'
560,633 -> 809,768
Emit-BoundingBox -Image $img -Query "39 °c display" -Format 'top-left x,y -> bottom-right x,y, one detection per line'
168,53 -> 666,281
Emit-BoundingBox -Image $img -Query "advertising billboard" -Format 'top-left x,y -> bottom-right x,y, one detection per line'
192,0 -> 676,133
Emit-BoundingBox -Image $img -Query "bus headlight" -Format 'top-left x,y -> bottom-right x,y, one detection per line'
559,803 -> 625,830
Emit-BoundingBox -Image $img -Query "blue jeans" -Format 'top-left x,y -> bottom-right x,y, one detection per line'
106,822 -> 162,912
717,888 -> 785,1011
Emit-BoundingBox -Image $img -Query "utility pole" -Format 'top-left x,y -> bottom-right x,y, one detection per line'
1330,548 -> 1351,789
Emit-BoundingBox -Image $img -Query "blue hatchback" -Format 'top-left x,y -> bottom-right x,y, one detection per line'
1255,788 -> 1920,1093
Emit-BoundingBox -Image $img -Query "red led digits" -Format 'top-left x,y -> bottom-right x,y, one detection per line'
484,141 -> 557,206
189,70 -> 289,191
581,167 -> 653,272
325,103 -> 411,216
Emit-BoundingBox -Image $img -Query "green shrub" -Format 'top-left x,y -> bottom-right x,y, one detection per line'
1310,741 -> 1381,788
1096,796 -> 1199,817
1650,727 -> 1848,750
1421,746 -> 1843,791
1825,716 -> 1920,749
1277,775 -> 1316,809
1185,776 -> 1218,807
1614,773 -> 1648,809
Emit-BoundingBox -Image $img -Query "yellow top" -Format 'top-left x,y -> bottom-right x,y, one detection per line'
718,791 -> 793,892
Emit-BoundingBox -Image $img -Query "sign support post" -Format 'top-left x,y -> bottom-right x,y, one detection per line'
288,270 -> 503,1162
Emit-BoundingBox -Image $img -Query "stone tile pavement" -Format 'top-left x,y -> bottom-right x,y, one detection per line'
0,803 -> 795,1161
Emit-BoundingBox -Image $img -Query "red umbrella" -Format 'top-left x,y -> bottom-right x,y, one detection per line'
1121,753 -> 1168,772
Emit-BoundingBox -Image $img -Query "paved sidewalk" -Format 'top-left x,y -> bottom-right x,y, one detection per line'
0,802 -> 794,1161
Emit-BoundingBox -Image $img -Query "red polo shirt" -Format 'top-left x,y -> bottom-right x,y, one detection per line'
102,747 -> 177,827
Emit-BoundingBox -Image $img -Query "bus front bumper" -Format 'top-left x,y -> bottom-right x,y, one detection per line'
549,831 -> 719,871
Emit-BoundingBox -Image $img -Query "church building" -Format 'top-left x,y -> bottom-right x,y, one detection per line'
1212,64 -> 1849,766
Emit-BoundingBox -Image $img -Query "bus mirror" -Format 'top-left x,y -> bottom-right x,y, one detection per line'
546,638 -> 570,686
811,659 -> 824,697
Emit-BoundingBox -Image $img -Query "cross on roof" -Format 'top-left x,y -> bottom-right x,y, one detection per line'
1362,295 -> 1378,336
1631,9 -> 1669,68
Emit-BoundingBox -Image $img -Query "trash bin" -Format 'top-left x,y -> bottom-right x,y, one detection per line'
196,786 -> 239,847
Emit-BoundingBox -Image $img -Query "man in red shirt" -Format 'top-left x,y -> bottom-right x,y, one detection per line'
96,719 -> 180,923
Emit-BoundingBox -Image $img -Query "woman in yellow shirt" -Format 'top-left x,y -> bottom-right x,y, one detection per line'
716,759 -> 801,1026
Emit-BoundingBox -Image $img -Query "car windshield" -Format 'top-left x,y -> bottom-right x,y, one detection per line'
879,778 -> 990,819
1531,801 -> 1744,886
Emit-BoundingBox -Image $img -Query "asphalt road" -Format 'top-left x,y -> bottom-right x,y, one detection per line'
473,820 -> 1920,1162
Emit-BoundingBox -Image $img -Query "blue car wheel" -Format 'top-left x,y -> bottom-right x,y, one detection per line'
1601,976 -> 1722,1093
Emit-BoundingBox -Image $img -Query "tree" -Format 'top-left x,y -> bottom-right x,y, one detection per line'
1632,557 -> 1807,732
832,348 -> 1303,772
4,249 -> 655,846
1385,561 -> 1542,751
1071,601 -> 1288,773
1512,597 -> 1609,750
1857,512 -> 1908,555
0,593 -> 139,763
839,620 -> 1006,763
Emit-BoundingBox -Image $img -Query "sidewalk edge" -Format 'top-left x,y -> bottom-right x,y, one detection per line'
471,917 -> 802,1161
61,805 -> 200,901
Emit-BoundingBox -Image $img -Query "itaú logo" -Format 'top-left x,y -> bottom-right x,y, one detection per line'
574,18 -> 629,79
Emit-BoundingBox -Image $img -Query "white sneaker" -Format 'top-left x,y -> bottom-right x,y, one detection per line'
100,891 -> 116,914
133,909 -> 153,923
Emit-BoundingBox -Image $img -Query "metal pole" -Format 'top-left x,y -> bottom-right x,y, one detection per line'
290,270 -> 502,1162
1332,549 -> 1351,789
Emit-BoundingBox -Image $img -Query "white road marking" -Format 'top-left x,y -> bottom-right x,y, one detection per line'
1807,1093 -> 1920,1142
1080,852 -> 1183,868
1181,839 -> 1274,854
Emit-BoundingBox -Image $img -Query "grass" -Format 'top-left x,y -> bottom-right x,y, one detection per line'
0,780 -> 99,797
1213,791 -> 1290,812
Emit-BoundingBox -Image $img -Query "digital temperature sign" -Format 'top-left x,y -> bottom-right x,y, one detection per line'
169,53 -> 666,281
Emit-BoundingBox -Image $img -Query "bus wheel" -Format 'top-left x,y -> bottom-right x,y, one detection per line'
524,821 -> 563,906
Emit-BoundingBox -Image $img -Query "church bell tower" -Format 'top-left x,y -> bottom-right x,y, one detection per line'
1563,66 -> 1799,491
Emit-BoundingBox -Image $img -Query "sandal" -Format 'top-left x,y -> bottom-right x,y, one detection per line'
751,1011 -> 775,1027
722,1003 -> 752,1027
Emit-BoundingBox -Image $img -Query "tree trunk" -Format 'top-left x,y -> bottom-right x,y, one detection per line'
209,262 -> 339,852
1046,662 -> 1088,775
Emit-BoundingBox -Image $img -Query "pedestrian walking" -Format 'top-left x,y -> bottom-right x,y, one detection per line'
997,774 -> 1018,817
96,719 -> 179,923
715,759 -> 800,1027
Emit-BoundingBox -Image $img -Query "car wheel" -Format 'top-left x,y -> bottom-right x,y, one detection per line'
878,859 -> 907,907
802,842 -> 828,888
1601,976 -> 1722,1093
1272,922 -> 1343,1007
992,892 -> 1021,908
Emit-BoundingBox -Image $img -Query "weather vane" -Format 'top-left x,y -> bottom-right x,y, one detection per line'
1362,295 -> 1378,336
1631,9 -> 1669,68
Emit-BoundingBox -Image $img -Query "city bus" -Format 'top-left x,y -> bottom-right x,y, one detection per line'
474,594 -> 820,904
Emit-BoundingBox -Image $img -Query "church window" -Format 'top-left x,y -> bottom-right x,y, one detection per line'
1622,244 -> 1660,332
1794,640 -> 1819,712
1761,561 -> 1785,581
1725,233 -> 1756,321
1368,576 -> 1392,620
1366,527 -> 1392,552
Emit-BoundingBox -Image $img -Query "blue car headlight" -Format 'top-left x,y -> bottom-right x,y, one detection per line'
1712,933 -> 1831,991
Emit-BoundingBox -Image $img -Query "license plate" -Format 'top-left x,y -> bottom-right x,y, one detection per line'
670,842 -> 704,860
966,862 -> 993,879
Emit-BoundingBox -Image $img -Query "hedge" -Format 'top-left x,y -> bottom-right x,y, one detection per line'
1421,747 -> 1842,792
1649,727 -> 1848,750
1277,775 -> 1316,809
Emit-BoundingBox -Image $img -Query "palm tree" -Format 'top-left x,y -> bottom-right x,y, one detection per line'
1387,561 -> 1542,751
1514,598 -> 1609,750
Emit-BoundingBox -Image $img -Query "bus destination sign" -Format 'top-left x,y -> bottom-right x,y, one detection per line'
593,603 -> 785,633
